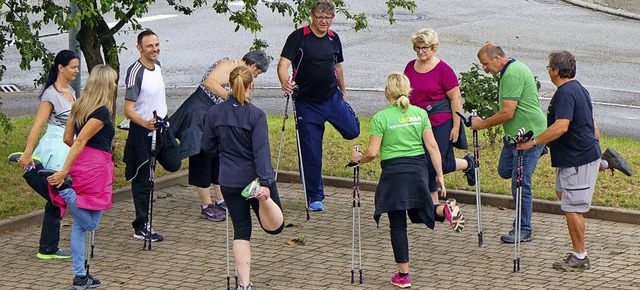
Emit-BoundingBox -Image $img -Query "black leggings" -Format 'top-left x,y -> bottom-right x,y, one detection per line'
221,182 -> 284,241
388,210 -> 409,263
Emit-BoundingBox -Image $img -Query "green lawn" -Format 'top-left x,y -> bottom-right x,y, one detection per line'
0,115 -> 638,219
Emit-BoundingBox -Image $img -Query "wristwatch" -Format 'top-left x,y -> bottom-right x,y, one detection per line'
531,138 -> 537,147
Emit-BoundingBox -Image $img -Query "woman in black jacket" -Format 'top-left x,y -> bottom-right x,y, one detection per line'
201,66 -> 284,290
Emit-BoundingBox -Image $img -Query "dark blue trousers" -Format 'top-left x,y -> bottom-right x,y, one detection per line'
294,89 -> 360,203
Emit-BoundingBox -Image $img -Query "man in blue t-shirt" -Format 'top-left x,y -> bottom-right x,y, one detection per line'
517,51 -> 600,272
277,0 -> 360,212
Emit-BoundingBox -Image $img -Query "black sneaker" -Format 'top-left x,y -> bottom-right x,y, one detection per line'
462,153 -> 476,186
500,229 -> 533,243
201,204 -> 225,222
133,224 -> 164,242
38,169 -> 74,190
72,274 -> 101,289
8,152 -> 43,166
602,147 -> 632,176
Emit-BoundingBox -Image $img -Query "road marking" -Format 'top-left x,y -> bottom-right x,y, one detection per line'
108,14 -> 178,28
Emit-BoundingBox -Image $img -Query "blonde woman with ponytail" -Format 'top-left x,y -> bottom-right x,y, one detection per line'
202,66 -> 284,290
44,65 -> 118,289
350,72 -> 463,288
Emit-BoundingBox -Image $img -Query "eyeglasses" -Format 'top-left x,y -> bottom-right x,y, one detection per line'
313,14 -> 334,21
413,45 -> 430,52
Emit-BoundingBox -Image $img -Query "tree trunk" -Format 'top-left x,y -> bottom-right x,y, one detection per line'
77,21 -> 104,73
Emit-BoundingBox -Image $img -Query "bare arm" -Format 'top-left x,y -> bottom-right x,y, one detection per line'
17,102 -> 54,169
277,57 -> 295,94
47,118 -> 105,186
446,86 -> 462,142
124,100 -> 155,130
471,99 -> 517,130
335,62 -> 347,100
517,119 -> 569,151
593,115 -> 600,141
63,120 -> 75,147
201,60 -> 235,98
350,136 -> 382,164
423,128 -> 447,197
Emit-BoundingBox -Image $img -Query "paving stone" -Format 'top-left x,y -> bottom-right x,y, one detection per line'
1,182 -> 640,289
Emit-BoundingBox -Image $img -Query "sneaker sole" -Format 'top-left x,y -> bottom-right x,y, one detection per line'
553,264 -> 589,272
72,284 -> 101,290
36,253 -> 72,260
391,281 -> 412,288
133,233 -> 161,242
604,148 -> 633,176
201,214 -> 225,222
446,199 -> 465,233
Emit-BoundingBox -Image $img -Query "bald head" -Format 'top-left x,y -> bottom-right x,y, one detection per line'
477,42 -> 509,75
477,42 -> 506,59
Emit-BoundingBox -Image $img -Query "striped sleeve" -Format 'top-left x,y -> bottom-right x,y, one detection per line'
125,61 -> 144,101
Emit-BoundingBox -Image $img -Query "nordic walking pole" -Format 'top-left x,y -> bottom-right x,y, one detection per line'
346,146 -> 363,284
144,110 -> 163,251
84,231 -> 92,277
290,86 -> 310,221
225,206 -> 237,290
506,128 -> 533,272
457,110 -> 483,247
274,92 -> 291,180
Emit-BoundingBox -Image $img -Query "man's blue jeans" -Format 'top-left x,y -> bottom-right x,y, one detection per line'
498,140 -> 545,232
59,188 -> 103,277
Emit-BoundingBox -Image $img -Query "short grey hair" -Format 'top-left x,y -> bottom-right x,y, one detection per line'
242,50 -> 270,73
311,0 -> 335,15
548,50 -> 576,78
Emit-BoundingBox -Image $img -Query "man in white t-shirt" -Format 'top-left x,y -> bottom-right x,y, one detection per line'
123,29 -> 181,242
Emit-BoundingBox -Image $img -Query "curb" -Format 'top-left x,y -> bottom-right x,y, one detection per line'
562,0 -> 640,21
2,169 -> 639,234
276,170 -> 640,225
0,171 -> 188,234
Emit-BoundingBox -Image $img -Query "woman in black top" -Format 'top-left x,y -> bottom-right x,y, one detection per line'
201,66 -> 284,290
46,65 -> 117,289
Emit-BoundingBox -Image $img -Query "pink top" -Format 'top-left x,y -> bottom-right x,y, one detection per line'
403,59 -> 459,127
49,146 -> 114,214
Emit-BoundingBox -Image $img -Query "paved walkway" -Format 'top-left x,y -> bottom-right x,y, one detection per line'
2,182 -> 640,289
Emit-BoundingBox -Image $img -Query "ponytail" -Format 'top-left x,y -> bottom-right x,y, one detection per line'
229,66 -> 254,104
396,95 -> 410,112
385,72 -> 412,112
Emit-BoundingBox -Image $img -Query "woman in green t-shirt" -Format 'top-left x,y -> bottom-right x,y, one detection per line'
350,72 -> 464,288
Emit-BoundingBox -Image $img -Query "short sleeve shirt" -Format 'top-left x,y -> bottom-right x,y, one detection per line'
404,60 -> 459,127
498,60 -> 547,136
547,80 -> 601,167
125,60 -> 168,119
74,106 -> 115,153
41,85 -> 75,127
280,27 -> 343,102
370,104 -> 431,160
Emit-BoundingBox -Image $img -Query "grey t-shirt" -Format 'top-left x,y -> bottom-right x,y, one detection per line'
40,85 -> 75,127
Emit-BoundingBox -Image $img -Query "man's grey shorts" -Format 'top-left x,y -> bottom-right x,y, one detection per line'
556,159 -> 600,213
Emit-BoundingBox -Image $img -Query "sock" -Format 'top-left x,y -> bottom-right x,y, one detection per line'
572,251 -> 587,260
601,159 -> 609,169
202,204 -> 210,209
399,272 -> 409,277
216,200 -> 224,205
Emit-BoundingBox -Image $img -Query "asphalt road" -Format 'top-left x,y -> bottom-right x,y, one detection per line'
1,0 -> 639,138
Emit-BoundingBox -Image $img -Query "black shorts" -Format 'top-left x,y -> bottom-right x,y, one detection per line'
188,150 -> 219,188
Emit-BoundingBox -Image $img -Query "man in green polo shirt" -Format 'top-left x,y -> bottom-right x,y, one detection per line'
471,42 -> 546,243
